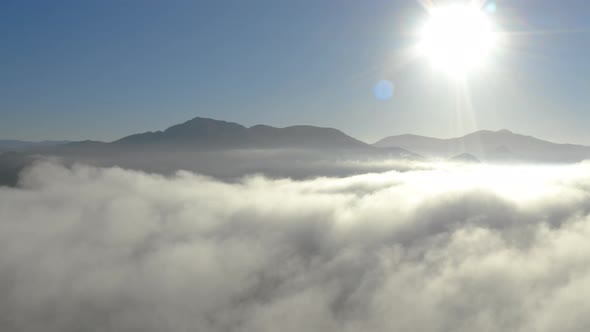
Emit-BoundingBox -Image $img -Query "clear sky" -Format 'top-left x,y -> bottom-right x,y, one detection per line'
2,0 -> 590,143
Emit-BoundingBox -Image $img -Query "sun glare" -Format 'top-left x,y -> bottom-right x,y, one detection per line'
418,4 -> 497,76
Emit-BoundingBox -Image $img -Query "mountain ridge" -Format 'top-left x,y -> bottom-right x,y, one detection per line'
0,140 -> 71,151
374,129 -> 590,162
4,117 -> 590,163
112,117 -> 370,150
375,129 -> 586,146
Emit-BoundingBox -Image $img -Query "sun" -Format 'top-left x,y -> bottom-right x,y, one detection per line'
418,4 -> 497,76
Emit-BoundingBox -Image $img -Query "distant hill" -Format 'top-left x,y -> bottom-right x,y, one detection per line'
0,140 -> 70,152
46,117 -> 421,162
0,117 -> 415,183
7,120 -> 590,164
5,117 -> 590,186
113,117 -> 370,150
374,129 -> 590,163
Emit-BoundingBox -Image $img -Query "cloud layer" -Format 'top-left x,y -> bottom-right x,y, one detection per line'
2,161 -> 590,331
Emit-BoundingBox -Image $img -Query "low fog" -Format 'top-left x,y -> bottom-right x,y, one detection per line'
2,160 -> 590,331
0,148 -> 421,187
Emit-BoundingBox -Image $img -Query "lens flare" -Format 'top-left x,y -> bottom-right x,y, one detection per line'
374,80 -> 395,100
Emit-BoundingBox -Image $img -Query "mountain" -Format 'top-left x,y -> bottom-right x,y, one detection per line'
0,117 -> 414,185
451,153 -> 481,163
5,117 -> 590,186
0,140 -> 70,152
9,120 -> 590,164
113,117 -> 370,150
374,129 -> 590,162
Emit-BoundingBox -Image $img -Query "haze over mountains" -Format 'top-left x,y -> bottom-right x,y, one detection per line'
27,116 -> 590,163
2,116 -> 590,186
0,117 -> 590,162
374,129 -> 590,163
3,117 -> 590,162
1,117 -> 417,184
0,140 -> 70,152
114,117 -> 370,150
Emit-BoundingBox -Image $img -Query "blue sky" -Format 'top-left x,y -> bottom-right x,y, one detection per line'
2,0 -> 590,143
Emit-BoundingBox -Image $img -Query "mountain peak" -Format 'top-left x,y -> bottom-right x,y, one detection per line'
114,117 -> 368,150
374,128 -> 590,162
166,117 -> 247,132
469,129 -> 507,136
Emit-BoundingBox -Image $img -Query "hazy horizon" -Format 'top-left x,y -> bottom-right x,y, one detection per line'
2,116 -> 589,147
3,0 -> 590,143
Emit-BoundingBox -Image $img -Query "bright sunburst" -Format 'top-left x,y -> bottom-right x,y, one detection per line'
418,3 -> 497,76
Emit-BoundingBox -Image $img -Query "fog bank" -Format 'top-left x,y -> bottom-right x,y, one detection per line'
2,161 -> 590,331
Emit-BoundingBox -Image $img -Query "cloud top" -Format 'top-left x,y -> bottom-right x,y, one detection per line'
2,161 -> 590,331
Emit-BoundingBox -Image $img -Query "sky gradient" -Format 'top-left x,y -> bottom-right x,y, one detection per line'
3,0 -> 590,143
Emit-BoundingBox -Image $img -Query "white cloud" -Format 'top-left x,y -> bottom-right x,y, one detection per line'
1,161 -> 590,331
